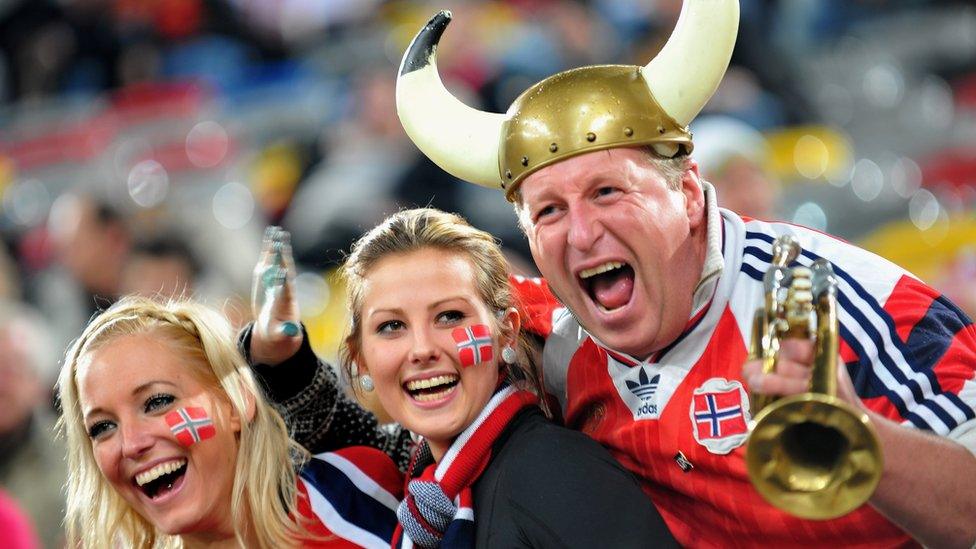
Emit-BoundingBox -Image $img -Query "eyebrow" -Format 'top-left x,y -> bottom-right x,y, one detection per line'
83,380 -> 180,421
367,296 -> 472,318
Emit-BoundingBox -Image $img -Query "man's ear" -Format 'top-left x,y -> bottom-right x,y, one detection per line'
681,160 -> 706,229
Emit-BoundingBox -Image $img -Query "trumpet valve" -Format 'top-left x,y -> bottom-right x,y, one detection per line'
784,267 -> 815,339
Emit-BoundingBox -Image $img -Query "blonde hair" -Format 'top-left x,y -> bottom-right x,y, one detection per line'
339,208 -> 544,403
57,296 -> 309,548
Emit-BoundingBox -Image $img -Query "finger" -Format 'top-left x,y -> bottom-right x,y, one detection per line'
260,226 -> 281,264
778,338 -> 815,364
774,357 -> 813,381
273,231 -> 297,304
279,230 -> 297,281
253,227 -> 277,276
263,225 -> 277,247
749,372 -> 810,397
742,359 -> 764,382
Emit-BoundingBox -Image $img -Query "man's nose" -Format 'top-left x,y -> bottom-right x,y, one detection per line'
566,204 -> 604,251
408,327 -> 441,365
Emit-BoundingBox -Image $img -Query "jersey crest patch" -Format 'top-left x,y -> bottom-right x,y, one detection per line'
689,378 -> 751,454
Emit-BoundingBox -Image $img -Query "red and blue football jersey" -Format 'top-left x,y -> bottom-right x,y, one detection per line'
513,208 -> 976,547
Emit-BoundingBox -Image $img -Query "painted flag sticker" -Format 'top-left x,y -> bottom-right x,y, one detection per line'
451,325 -> 494,367
165,407 -> 216,447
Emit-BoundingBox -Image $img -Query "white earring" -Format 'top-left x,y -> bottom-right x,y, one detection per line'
501,345 -> 517,365
359,375 -> 374,392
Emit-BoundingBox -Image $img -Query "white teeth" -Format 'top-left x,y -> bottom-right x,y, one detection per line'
579,261 -> 625,279
405,375 -> 459,392
413,385 -> 457,402
135,459 -> 187,486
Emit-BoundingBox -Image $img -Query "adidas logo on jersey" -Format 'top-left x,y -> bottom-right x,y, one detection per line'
626,369 -> 660,417
607,355 -> 672,422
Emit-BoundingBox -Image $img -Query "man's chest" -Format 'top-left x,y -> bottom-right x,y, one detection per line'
560,310 -> 754,477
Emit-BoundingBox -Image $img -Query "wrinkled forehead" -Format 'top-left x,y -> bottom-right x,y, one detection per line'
518,148 -> 658,203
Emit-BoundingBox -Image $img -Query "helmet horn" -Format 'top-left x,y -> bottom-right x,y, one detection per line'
643,0 -> 740,127
396,11 -> 505,189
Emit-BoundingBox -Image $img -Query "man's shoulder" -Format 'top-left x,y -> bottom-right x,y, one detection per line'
740,218 -> 913,297
510,274 -> 567,338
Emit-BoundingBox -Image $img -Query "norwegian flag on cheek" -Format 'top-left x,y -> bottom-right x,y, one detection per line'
164,407 -> 216,447
451,325 -> 494,367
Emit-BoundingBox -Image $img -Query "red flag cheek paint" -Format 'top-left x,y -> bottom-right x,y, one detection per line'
164,407 -> 217,448
451,324 -> 494,367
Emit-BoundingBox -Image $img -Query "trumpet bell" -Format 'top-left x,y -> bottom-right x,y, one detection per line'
746,393 -> 883,520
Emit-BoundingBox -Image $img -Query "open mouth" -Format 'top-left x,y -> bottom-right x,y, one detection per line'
404,374 -> 460,402
579,261 -> 635,312
134,459 -> 187,500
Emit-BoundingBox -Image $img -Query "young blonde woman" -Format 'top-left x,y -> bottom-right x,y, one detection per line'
250,209 -> 677,548
58,296 -> 403,548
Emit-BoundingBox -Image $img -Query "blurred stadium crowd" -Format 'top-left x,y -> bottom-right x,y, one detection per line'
0,0 -> 974,546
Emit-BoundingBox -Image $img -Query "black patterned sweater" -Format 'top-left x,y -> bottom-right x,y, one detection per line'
239,324 -> 415,471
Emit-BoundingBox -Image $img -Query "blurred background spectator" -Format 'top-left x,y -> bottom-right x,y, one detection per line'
0,488 -> 41,549
121,232 -> 201,298
0,301 -> 63,549
691,115 -> 780,220
0,1 -> 975,542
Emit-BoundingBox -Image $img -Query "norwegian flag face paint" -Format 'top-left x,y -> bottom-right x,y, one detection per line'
451,325 -> 494,367
164,407 -> 216,447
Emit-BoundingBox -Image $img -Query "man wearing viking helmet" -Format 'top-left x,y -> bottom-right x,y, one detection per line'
392,1 -> 976,546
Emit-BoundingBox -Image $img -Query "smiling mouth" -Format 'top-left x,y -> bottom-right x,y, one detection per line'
134,458 -> 187,500
579,261 -> 635,312
404,375 -> 459,402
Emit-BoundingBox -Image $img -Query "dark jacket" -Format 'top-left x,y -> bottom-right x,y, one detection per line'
471,407 -> 677,548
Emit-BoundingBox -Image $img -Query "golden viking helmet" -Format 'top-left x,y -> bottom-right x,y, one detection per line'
396,1 -> 740,201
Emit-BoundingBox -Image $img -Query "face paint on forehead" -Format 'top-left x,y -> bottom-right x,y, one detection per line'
451,324 -> 494,367
165,407 -> 216,447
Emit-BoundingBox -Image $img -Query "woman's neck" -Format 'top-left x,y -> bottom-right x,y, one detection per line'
428,439 -> 450,462
181,524 -> 256,549
182,533 -> 234,549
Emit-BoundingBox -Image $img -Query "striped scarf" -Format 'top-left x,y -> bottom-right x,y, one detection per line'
392,385 -> 538,548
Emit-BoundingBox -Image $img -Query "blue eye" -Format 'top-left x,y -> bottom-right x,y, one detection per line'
88,420 -> 115,440
144,393 -> 175,413
377,320 -> 405,334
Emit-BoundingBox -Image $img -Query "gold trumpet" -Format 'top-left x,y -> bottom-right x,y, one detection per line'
745,235 -> 883,520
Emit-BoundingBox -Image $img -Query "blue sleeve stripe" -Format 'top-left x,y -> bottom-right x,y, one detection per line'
837,323 -> 921,426
834,290 -> 931,404
906,295 -> 971,371
300,457 -> 399,542
920,395 -> 962,430
944,391 -> 976,422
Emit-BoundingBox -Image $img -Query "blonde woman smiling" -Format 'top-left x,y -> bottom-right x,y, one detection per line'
58,296 -> 403,548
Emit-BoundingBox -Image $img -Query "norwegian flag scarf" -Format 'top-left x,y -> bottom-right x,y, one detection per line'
392,385 -> 538,548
